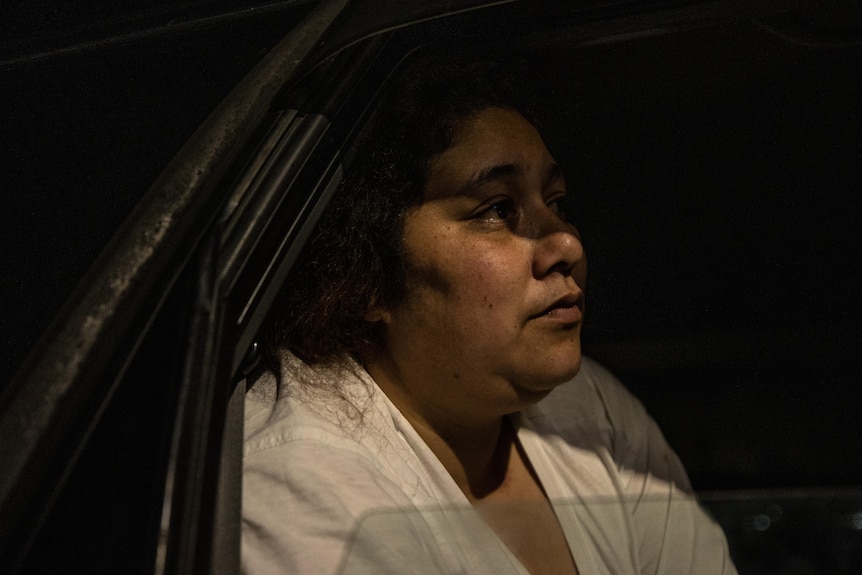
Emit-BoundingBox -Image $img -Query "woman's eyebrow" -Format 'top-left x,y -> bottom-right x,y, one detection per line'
446,161 -> 564,199
454,162 -> 521,198
445,162 -> 524,199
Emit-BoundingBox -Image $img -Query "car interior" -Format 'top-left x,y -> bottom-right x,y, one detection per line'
2,1 -> 861,573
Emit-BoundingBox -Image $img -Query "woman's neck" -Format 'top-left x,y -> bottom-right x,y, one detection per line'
364,354 -> 514,500
412,411 -> 517,502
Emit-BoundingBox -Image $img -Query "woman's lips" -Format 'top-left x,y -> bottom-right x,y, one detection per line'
532,292 -> 584,324
542,301 -> 583,324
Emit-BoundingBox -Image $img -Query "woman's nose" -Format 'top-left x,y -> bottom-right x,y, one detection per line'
533,224 -> 584,279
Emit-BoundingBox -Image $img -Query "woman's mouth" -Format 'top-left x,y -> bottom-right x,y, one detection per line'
532,292 -> 584,324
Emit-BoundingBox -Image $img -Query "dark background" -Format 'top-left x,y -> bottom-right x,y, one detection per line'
539,21 -> 862,489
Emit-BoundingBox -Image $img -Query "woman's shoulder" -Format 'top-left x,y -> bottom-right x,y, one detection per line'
241,352 -> 462,574
242,350 -> 445,502
243,351 -> 387,459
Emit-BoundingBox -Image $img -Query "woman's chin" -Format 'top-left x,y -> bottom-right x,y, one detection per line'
511,354 -> 583,402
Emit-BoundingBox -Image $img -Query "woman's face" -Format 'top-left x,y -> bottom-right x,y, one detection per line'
371,107 -> 586,421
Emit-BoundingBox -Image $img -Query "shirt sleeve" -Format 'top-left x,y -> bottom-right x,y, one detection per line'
579,358 -> 737,575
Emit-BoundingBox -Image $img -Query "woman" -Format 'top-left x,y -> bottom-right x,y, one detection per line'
242,57 -> 735,574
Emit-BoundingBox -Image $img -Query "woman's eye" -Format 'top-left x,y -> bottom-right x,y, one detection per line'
547,197 -> 568,221
480,201 -> 515,221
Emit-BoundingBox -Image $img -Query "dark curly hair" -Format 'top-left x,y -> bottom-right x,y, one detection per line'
265,54 -> 541,365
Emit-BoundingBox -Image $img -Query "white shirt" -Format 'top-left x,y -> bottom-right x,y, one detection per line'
242,352 -> 736,574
